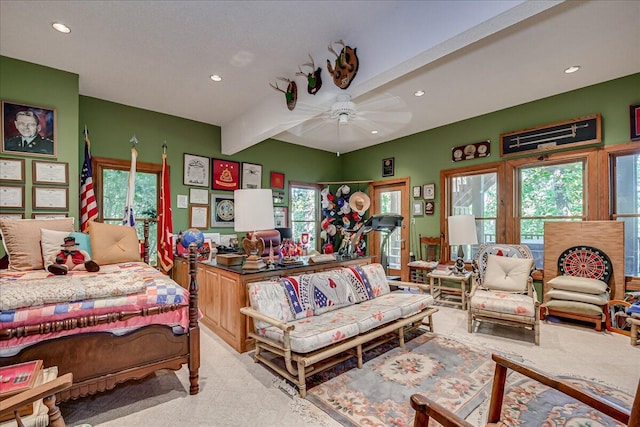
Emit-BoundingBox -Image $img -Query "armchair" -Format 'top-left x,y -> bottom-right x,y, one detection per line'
408,235 -> 442,284
467,244 -> 540,345
411,353 -> 640,427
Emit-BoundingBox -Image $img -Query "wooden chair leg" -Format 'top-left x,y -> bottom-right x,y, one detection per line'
43,394 -> 66,427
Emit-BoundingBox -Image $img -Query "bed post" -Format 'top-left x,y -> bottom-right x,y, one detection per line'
143,219 -> 150,264
188,243 -> 200,395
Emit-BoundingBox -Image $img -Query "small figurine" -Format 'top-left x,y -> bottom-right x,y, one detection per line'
48,236 -> 100,275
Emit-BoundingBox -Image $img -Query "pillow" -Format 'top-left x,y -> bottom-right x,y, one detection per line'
0,218 -> 75,271
89,222 -> 141,264
40,229 -> 93,269
546,275 -> 608,294
69,232 -> 92,257
482,254 -> 533,292
546,289 -> 609,306
545,299 -> 603,316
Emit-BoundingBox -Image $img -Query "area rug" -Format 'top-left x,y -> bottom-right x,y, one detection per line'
499,373 -> 634,427
306,333 -> 515,427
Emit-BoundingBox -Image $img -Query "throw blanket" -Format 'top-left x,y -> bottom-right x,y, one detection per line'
0,267 -> 148,311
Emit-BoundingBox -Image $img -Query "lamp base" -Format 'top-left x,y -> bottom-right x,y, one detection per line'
242,255 -> 266,270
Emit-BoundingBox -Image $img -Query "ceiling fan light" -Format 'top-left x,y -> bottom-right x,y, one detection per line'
338,113 -> 349,125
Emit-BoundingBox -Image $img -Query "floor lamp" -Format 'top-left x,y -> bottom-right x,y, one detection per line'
234,189 -> 274,270
447,214 -> 478,276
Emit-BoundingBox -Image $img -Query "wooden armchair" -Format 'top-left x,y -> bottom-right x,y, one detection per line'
411,354 -> 640,427
409,235 -> 442,283
0,373 -> 72,427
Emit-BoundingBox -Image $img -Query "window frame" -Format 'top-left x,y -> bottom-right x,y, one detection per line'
288,180 -> 322,251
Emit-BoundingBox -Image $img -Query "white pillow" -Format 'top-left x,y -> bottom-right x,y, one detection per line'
546,289 -> 609,306
482,254 -> 533,292
40,229 -> 72,269
546,275 -> 608,294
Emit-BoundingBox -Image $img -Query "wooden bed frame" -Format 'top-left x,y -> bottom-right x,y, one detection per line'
0,222 -> 200,402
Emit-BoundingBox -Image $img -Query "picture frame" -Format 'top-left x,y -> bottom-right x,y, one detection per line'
272,190 -> 285,205
1,100 -> 56,158
412,200 -> 424,216
189,205 -> 209,229
211,193 -> 235,227
0,212 -> 24,219
274,206 -> 288,228
0,185 -> 24,209
631,104 -> 640,141
197,239 -> 213,262
0,157 -> 25,182
382,157 -> 394,177
270,171 -> 285,189
423,183 -> 435,200
211,158 -> 240,191
32,186 -> 68,210
31,213 -> 68,219
412,185 -> 421,198
189,188 -> 209,205
32,160 -> 68,185
241,162 -> 262,189
425,201 -> 435,215
183,153 -> 210,187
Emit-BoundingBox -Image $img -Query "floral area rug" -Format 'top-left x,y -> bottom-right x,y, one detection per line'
306,333 -> 512,427
499,374 -> 634,427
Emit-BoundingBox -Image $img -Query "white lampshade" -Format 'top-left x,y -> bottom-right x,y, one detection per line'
234,189 -> 275,232
448,215 -> 478,246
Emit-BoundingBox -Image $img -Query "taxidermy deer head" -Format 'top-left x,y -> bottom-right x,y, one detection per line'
326,39 -> 359,90
270,77 -> 298,111
296,54 -> 322,95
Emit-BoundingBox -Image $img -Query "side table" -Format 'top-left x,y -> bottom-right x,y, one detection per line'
428,271 -> 472,310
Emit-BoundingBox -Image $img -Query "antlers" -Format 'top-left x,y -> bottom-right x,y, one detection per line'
328,39 -> 346,57
296,54 -> 316,76
269,77 -> 291,93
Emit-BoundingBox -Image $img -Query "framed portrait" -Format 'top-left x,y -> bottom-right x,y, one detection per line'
412,185 -> 421,198
241,162 -> 262,189
189,188 -> 209,205
1,100 -> 56,158
0,212 -> 24,219
32,186 -> 68,210
211,158 -> 240,191
0,185 -> 24,209
425,201 -> 435,215
183,153 -> 210,187
32,160 -> 68,185
423,183 -> 435,200
412,200 -> 424,216
270,171 -> 285,189
631,104 -> 640,141
0,157 -> 25,182
211,193 -> 235,227
274,206 -> 288,228
272,190 -> 285,205
189,205 -> 209,229
382,157 -> 394,177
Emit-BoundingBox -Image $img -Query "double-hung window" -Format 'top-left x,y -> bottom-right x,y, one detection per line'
289,182 -> 320,250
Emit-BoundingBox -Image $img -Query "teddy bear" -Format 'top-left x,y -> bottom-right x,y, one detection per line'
48,236 -> 100,275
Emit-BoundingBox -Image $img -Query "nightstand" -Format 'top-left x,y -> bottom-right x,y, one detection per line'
428,270 -> 472,310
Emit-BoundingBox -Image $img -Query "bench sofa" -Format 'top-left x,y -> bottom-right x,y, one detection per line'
240,262 -> 438,397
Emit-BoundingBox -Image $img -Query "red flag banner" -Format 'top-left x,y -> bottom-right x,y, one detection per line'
80,130 -> 98,232
158,152 -> 174,272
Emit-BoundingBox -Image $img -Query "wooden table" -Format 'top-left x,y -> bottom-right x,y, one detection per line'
428,271 -> 471,310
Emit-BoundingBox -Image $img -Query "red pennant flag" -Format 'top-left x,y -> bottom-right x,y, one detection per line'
158,151 -> 174,272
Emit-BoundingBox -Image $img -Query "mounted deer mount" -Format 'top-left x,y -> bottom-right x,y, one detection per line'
327,39 -> 359,90
270,77 -> 298,111
296,54 -> 322,95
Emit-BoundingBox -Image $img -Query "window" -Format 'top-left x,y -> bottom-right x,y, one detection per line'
93,157 -> 161,265
289,182 -> 320,249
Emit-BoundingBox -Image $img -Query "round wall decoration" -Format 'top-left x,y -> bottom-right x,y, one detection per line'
557,245 -> 612,283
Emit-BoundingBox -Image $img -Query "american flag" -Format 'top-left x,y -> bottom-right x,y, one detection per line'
80,128 -> 98,232
158,150 -> 174,273
122,144 -> 137,227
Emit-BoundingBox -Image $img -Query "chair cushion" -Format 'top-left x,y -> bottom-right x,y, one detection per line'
544,299 -> 603,316
546,275 -> 608,294
360,263 -> 391,296
483,254 -> 533,292
311,270 -> 357,315
280,275 -> 315,319
89,221 -> 141,264
338,300 -> 402,334
374,292 -> 435,318
470,289 -> 536,317
340,265 -> 375,302
546,289 -> 609,306
247,280 -> 294,329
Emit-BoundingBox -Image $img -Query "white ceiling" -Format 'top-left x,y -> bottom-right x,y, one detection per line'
1,1 -> 638,155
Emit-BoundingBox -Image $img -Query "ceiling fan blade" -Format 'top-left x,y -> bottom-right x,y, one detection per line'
356,110 -> 412,125
355,93 -> 406,112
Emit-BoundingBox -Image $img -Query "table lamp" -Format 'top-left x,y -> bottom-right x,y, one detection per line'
234,189 -> 274,270
447,214 -> 478,276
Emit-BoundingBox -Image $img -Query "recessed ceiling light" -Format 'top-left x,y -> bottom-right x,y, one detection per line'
414,90 -> 425,97
371,130 -> 379,134
210,74 -> 222,82
564,66 -> 580,74
52,22 -> 71,34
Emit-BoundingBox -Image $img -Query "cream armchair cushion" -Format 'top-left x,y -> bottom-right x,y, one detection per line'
482,254 -> 534,293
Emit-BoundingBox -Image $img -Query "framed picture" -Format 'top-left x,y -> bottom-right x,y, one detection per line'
0,157 -> 25,182
211,193 -> 235,227
270,171 -> 285,189
1,100 -> 56,158
32,160 -> 68,185
423,183 -> 435,200
31,213 -> 68,219
412,185 -> 421,198
631,104 -> 640,141
189,188 -> 209,205
0,212 -> 24,219
412,200 -> 424,216
189,205 -> 209,229
211,158 -> 240,191
425,201 -> 435,215
382,157 -> 394,177
272,190 -> 285,205
274,206 -> 288,228
183,153 -> 210,187
32,186 -> 68,210
241,162 -> 262,189
0,185 -> 24,209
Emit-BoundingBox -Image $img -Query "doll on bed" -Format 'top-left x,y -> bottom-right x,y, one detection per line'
48,236 -> 100,275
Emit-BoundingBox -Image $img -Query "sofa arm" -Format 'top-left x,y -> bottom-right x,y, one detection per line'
410,393 -> 474,427
391,280 -> 430,293
240,307 -> 295,332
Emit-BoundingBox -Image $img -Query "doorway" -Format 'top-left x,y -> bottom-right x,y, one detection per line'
369,178 -> 410,281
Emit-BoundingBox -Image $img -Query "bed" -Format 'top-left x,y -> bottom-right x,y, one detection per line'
0,218 -> 200,402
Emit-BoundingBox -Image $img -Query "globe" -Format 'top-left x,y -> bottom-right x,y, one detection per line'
181,228 -> 205,249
